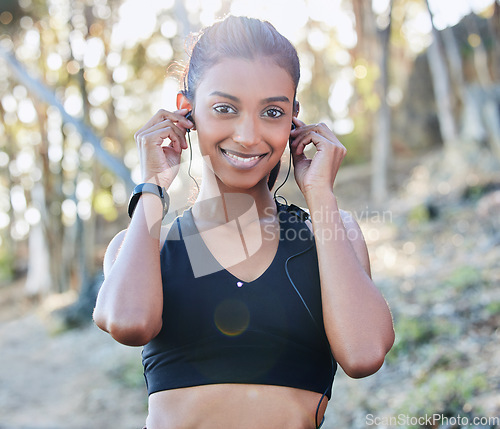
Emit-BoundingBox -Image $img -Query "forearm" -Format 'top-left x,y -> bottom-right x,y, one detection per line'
306,191 -> 394,377
93,193 -> 164,346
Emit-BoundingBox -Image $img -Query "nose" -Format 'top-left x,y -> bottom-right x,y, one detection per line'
233,116 -> 260,148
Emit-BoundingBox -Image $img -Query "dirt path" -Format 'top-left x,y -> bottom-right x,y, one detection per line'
0,303 -> 146,429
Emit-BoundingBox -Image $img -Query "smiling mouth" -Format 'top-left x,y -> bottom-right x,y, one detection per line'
220,148 -> 268,163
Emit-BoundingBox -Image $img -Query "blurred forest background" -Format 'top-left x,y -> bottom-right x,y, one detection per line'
0,0 -> 499,428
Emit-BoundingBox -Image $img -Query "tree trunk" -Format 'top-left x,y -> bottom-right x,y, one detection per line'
33,100 -> 63,295
441,26 -> 465,109
465,15 -> 492,88
175,0 -> 193,38
24,183 -> 52,297
0,104 -> 20,282
425,0 -> 459,147
488,1 -> 500,81
482,88 -> 500,160
352,0 -> 378,59
371,1 -> 393,205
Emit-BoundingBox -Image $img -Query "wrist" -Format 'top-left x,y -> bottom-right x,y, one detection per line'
142,170 -> 177,189
142,177 -> 173,190
128,183 -> 169,219
304,188 -> 337,209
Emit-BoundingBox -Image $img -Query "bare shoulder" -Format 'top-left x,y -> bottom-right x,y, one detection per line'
301,205 -> 371,277
302,206 -> 363,238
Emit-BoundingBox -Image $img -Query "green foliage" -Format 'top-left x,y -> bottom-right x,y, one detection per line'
407,204 -> 431,224
343,116 -> 372,164
93,190 -> 118,222
444,265 -> 482,292
464,185 -> 486,201
108,357 -> 148,412
110,357 -> 145,389
0,243 -> 14,285
398,369 -> 488,426
485,300 -> 500,317
387,315 -> 458,362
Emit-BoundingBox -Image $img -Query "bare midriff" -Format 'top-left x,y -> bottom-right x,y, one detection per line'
145,383 -> 327,429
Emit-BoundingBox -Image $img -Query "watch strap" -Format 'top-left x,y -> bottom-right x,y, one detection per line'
128,183 -> 169,219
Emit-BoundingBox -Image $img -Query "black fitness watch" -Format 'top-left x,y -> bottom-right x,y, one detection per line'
128,183 -> 169,219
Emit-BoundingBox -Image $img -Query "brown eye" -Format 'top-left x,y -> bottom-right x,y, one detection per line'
263,108 -> 284,118
214,104 -> 237,114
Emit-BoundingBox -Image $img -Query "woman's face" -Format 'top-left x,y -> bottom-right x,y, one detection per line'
192,57 -> 296,191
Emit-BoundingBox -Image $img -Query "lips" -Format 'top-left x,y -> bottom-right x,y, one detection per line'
220,148 -> 268,169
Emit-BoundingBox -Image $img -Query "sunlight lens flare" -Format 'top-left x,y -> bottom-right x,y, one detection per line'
214,299 -> 250,337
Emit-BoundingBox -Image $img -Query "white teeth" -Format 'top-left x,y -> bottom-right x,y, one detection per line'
224,151 -> 260,163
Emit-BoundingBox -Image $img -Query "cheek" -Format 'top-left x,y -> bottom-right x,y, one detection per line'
269,130 -> 290,156
196,129 -> 221,156
196,120 -> 230,152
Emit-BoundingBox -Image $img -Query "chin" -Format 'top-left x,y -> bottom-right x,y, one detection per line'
216,171 -> 269,192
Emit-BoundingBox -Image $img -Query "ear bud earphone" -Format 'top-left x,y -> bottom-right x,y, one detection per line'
185,111 -> 195,129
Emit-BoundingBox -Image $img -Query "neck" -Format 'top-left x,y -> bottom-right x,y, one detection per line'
192,163 -> 277,225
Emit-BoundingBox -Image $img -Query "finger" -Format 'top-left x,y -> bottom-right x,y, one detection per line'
145,113 -> 193,136
165,133 -> 182,154
292,126 -> 346,156
137,119 -> 188,150
153,118 -> 188,141
290,122 -> 338,142
290,130 -> 323,156
134,109 -> 172,139
292,117 -> 306,128
161,118 -> 189,150
172,109 -> 195,131
141,128 -> 183,154
134,109 -> 193,141
290,143 -> 308,166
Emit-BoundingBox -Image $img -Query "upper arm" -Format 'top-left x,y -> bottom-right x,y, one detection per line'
340,210 -> 372,278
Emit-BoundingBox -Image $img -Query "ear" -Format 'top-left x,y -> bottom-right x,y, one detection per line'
177,92 -> 195,129
293,100 -> 300,117
176,92 -> 193,111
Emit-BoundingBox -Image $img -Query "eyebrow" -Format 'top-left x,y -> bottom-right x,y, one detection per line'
209,91 -> 291,104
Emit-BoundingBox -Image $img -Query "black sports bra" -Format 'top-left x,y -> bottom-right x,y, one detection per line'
142,202 -> 336,398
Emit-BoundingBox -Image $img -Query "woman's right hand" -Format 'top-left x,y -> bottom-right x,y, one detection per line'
134,108 -> 194,188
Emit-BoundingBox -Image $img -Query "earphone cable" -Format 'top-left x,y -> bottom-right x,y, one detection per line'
186,130 -> 200,194
273,144 -> 292,205
285,244 -> 336,429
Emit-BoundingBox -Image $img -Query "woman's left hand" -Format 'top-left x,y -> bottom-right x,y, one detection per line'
289,118 -> 347,199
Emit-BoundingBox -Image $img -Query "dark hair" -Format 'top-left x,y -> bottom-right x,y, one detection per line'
183,15 -> 300,101
182,16 -> 300,190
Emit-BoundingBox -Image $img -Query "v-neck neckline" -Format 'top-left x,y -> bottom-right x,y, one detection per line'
181,203 -> 284,285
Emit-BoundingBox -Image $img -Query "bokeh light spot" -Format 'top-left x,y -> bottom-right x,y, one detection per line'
214,299 -> 250,337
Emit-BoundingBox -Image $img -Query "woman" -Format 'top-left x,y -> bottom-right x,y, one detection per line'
93,15 -> 394,429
